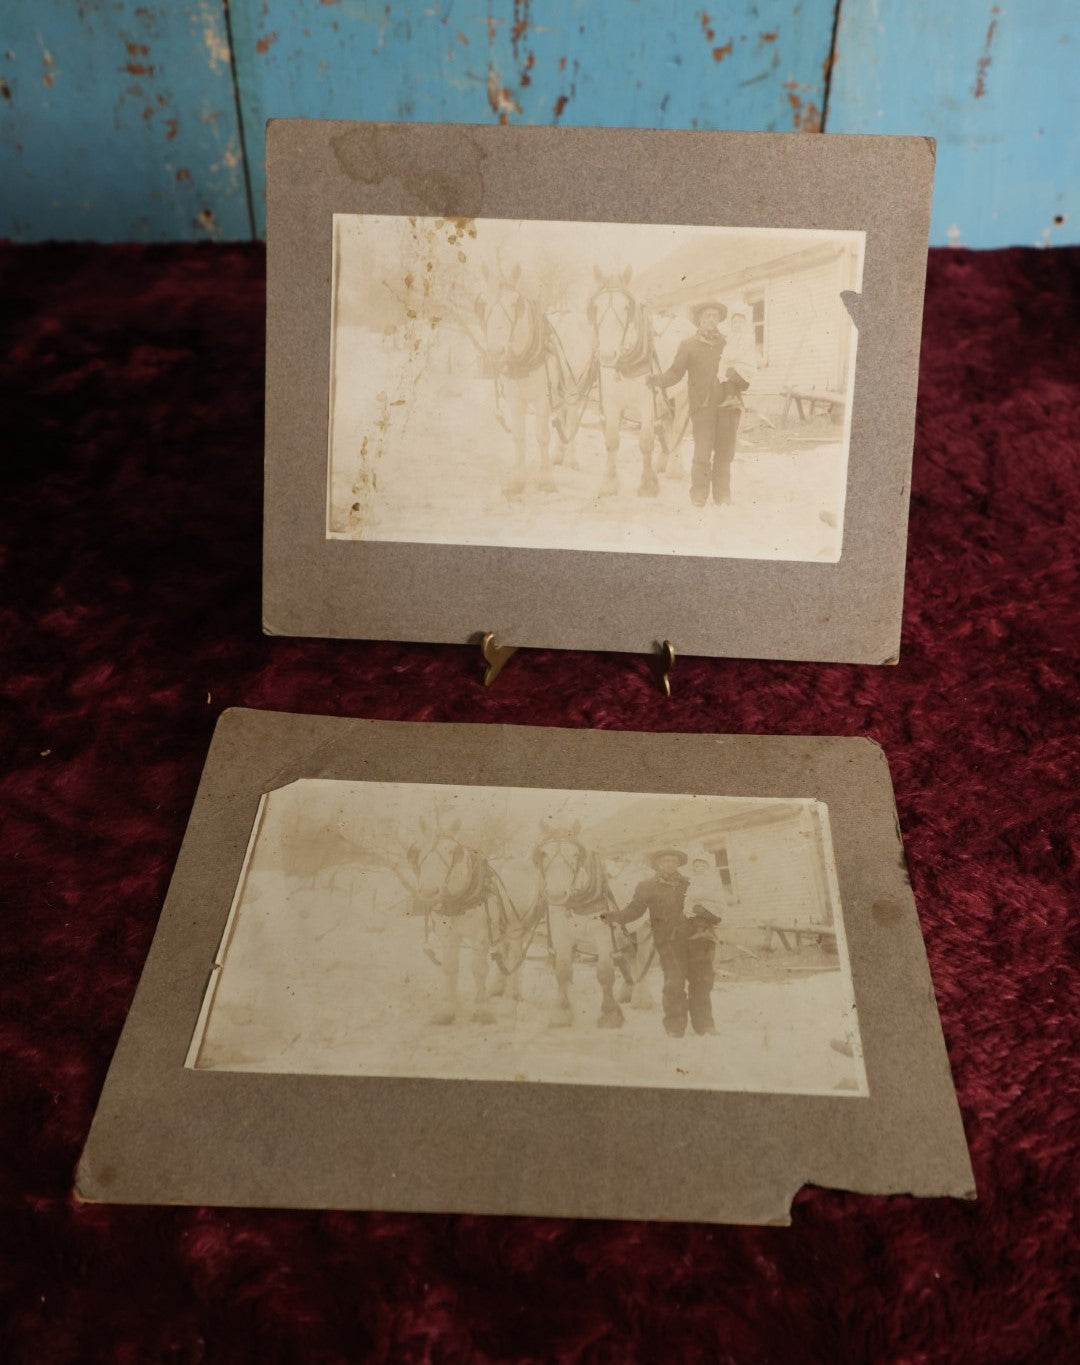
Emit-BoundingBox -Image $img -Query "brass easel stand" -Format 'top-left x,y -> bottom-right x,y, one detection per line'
656,639 -> 676,697
480,632 -> 518,687
480,634 -> 676,696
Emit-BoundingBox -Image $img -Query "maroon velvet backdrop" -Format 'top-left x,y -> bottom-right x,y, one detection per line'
1,243 -> 1077,1362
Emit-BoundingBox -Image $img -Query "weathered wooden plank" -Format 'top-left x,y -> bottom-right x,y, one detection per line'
0,0 -> 251,241
229,0 -> 839,237
826,0 -> 1078,246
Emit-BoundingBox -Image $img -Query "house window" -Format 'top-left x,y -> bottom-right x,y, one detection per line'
713,842 -> 737,900
748,292 -> 767,364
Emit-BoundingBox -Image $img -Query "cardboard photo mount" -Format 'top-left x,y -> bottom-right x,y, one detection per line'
77,710 -> 974,1225
264,120 -> 935,664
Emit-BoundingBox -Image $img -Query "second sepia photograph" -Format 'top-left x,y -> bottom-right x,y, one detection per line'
188,778 -> 867,1099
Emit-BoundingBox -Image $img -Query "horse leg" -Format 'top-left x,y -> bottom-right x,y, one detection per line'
547,913 -> 574,1026
432,921 -> 459,1025
505,386 -> 527,495
596,928 -> 625,1028
599,398 -> 619,498
471,911 -> 495,1024
637,396 -> 660,498
503,918 -> 524,1000
536,387 -> 556,493
490,909 -> 523,1000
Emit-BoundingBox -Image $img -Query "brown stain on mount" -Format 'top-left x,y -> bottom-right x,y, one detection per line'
329,126 -> 487,216
256,31 -> 279,56
871,900 -> 904,927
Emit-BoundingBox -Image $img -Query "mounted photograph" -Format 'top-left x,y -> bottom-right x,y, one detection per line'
265,123 -> 935,660
188,777 -> 867,1098
78,713 -> 974,1221
327,215 -> 865,563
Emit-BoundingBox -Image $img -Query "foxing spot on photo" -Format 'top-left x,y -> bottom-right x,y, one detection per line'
327,214 -> 864,562
187,780 -> 868,1098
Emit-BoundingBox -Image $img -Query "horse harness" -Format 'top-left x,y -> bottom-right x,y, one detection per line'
421,839 -> 493,918
485,289 -> 556,434
418,836 -> 534,977
533,835 -> 656,984
589,285 -> 676,433
534,835 -> 611,913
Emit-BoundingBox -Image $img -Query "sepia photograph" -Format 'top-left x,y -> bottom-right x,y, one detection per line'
188,778 -> 868,1097
327,214 -> 864,563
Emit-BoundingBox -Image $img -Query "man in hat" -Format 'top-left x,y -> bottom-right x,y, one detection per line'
646,300 -> 742,507
604,848 -> 717,1037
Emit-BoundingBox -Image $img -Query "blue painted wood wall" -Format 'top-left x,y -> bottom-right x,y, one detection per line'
1,1 -> 1075,246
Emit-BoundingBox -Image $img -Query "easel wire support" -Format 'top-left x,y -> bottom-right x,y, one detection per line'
481,634 -> 677,697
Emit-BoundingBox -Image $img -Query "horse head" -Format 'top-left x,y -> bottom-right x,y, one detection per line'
532,818 -> 590,906
414,815 -> 474,908
588,264 -> 644,368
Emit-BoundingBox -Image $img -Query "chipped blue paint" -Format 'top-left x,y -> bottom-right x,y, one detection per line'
1,2 -> 1074,246
826,0 -> 1078,246
227,0 -> 838,237
0,0 -> 250,241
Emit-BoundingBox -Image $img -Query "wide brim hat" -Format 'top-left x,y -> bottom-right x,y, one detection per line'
691,300 -> 727,323
648,848 -> 688,868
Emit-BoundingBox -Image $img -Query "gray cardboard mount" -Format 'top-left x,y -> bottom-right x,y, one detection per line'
264,120 -> 934,663
77,709 -> 974,1224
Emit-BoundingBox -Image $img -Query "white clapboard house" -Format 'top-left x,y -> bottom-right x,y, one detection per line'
635,233 -> 862,426
585,798 -> 839,954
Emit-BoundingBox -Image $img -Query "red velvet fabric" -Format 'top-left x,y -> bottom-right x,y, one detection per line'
1,243 -> 1076,1362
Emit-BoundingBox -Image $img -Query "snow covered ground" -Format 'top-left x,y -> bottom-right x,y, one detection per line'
191,869 -> 867,1098
327,325 -> 847,563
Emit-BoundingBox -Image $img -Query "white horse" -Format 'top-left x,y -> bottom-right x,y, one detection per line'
589,266 -> 665,498
533,820 -> 624,1029
478,264 -> 561,496
412,817 -> 518,1026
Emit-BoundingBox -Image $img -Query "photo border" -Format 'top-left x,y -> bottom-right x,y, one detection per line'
183,779 -> 869,1098
263,121 -> 934,662
324,212 -> 864,564
77,710 -> 973,1225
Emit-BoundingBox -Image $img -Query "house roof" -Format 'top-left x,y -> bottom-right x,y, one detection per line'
582,798 -> 807,858
635,236 -> 848,313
